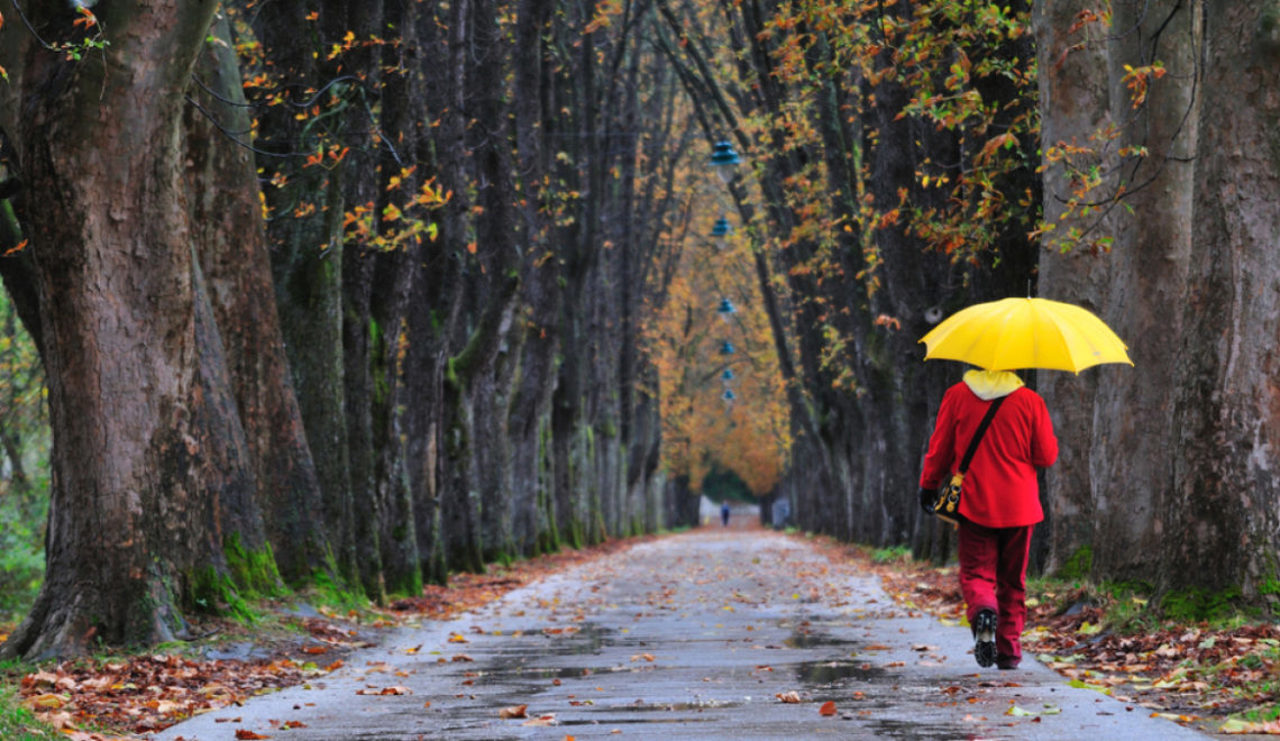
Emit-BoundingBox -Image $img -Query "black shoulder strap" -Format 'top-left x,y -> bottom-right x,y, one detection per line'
958,394 -> 1008,474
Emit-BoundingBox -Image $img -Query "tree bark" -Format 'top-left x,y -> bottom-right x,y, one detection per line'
1169,1 -> 1280,597
1032,0 -> 1113,574
1034,0 -> 1199,580
1,0 -> 253,660
186,13 -> 330,588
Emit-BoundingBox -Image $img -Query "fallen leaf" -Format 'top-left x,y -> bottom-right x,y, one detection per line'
235,731 -> 272,740
776,691 -> 803,704
499,704 -> 529,719
27,693 -> 67,710
1221,718 -> 1280,734
523,713 -> 557,726
819,701 -> 837,716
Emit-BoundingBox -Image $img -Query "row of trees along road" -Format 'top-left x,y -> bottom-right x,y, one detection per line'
0,0 -> 1277,659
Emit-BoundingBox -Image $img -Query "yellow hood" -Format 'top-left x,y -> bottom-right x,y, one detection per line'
963,369 -> 1024,401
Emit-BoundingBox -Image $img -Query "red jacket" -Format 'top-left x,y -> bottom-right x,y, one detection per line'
919,382 -> 1058,528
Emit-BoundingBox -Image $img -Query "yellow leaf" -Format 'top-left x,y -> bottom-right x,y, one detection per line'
29,693 -> 67,710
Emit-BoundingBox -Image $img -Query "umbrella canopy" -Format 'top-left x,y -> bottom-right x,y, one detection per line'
919,297 -> 1133,373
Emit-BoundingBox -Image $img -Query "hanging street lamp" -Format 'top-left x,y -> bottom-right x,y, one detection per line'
710,216 -> 732,249
717,297 -> 736,321
720,340 -> 736,355
709,139 -> 742,184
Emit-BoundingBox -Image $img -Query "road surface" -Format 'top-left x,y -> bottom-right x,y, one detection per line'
158,528 -> 1206,740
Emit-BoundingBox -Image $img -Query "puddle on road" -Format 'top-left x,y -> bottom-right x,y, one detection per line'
623,700 -> 743,712
474,665 -> 595,684
559,716 -> 716,726
783,630 -> 846,648
796,658 -> 887,685
865,717 -> 978,739
537,621 -> 615,655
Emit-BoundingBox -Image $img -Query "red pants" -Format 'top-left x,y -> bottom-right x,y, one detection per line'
957,520 -> 1034,661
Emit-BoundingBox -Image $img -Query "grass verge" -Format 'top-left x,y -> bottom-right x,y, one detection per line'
0,682 -> 54,740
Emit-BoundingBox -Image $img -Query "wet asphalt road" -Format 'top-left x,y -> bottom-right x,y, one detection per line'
157,528 -> 1207,740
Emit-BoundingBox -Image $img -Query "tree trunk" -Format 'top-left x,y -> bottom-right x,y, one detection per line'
186,13 -> 330,588
1,0 -> 257,660
1032,0 -> 1113,574
1168,1 -> 1280,597
251,0 -> 359,586
1034,0 -> 1199,580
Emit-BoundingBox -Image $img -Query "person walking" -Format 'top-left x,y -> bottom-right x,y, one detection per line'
918,369 -> 1058,670
720,500 -> 731,527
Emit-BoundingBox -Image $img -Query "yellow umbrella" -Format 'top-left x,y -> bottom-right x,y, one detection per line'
919,297 -> 1133,373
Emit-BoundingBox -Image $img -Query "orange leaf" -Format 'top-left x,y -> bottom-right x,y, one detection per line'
776,691 -> 802,704
4,239 -> 29,256
819,701 -> 837,716
499,704 -> 528,719
302,645 -> 329,654
234,731 -> 272,740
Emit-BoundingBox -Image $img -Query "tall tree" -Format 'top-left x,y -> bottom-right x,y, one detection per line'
1168,2 -> 1280,597
0,1 -> 283,659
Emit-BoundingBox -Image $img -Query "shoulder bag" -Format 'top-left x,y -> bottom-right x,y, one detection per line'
933,395 -> 1008,525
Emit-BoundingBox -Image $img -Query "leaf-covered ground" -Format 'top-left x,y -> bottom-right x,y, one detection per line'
0,535 -> 654,740
3,529 -> 1277,738
821,538 -> 1280,736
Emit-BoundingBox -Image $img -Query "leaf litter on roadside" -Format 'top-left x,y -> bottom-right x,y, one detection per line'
8,536 -> 656,738
800,532 -> 1280,734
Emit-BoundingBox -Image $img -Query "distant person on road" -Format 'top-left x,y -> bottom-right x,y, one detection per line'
721,501 -> 731,527
918,369 -> 1058,670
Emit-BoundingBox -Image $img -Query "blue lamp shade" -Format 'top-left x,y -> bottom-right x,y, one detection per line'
710,140 -> 742,167
722,389 -> 736,402
710,217 -> 731,238
720,341 -> 736,355
717,297 -> 736,315
722,368 -> 735,382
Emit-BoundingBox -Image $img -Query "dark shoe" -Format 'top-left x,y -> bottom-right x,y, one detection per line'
972,609 -> 997,668
996,654 -> 1020,670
